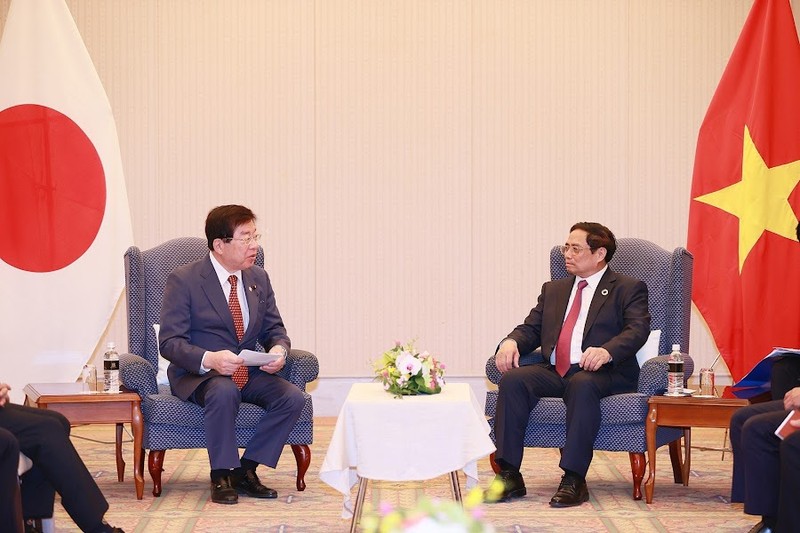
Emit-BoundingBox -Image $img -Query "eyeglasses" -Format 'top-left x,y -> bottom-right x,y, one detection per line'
559,244 -> 591,256
223,233 -> 261,246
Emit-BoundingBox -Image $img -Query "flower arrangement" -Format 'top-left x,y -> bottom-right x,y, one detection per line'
360,488 -> 495,533
374,340 -> 445,397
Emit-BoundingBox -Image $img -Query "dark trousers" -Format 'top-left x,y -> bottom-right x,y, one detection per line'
0,428 -> 23,533
494,362 -> 636,478
730,400 -> 800,531
0,403 -> 109,531
191,372 -> 305,470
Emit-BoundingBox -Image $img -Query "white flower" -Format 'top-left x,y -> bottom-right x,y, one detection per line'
395,351 -> 422,377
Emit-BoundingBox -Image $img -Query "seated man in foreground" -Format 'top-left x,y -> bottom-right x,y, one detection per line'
0,382 -> 123,533
490,222 -> 650,507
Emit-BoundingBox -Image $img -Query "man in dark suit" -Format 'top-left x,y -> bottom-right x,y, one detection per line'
490,222 -> 650,507
0,382 -> 123,533
159,205 -> 305,505
0,424 -> 23,533
731,387 -> 800,533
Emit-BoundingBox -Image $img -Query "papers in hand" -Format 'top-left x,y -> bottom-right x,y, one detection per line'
239,349 -> 281,366
775,409 -> 800,440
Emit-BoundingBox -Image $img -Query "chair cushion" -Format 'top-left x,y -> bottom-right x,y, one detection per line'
484,390 -> 649,426
142,392 -> 313,429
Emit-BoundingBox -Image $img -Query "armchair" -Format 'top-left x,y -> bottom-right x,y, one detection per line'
120,237 -> 319,497
484,238 -> 694,500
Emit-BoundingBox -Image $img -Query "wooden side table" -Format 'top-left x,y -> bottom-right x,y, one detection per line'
23,382 -> 144,500
644,394 -> 749,503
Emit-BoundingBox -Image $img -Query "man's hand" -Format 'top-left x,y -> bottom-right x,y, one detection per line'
784,386 -> 800,411
0,382 -> 10,407
495,339 -> 520,374
204,350 -> 244,375
259,346 -> 287,375
579,347 -> 612,372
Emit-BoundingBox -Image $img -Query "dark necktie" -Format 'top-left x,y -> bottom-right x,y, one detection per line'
555,280 -> 588,377
228,274 -> 248,389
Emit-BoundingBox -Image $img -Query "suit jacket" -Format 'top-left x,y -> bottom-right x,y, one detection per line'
159,255 -> 291,401
506,268 -> 650,385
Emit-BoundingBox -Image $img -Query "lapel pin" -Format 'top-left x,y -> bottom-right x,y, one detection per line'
249,285 -> 257,292
601,289 -> 609,296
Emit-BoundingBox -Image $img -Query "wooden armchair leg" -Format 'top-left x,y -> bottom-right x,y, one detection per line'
148,449 -> 166,497
629,452 -> 645,500
291,444 -> 310,491
489,452 -> 500,474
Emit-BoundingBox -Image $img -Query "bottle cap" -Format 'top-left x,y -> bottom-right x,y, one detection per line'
671,344 -> 680,352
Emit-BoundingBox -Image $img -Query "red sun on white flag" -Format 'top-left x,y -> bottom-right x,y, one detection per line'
0,104 -> 106,272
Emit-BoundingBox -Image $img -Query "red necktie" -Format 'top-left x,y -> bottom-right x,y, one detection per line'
228,275 -> 249,389
555,280 -> 588,377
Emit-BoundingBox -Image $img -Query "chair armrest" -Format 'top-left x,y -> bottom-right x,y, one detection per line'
638,354 -> 695,396
120,353 -> 159,397
278,349 -> 319,391
485,349 -> 544,385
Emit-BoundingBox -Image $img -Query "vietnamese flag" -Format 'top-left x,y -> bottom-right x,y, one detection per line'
688,0 -> 800,381
0,0 -> 133,402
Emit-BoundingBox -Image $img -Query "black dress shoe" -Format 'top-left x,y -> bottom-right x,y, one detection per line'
549,473 -> 589,507
24,520 -> 43,533
232,469 -> 278,499
747,521 -> 773,533
89,520 -> 125,533
210,476 -> 238,504
485,470 -> 527,503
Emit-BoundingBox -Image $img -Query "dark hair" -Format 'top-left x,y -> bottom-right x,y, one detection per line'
205,205 -> 257,250
570,222 -> 617,262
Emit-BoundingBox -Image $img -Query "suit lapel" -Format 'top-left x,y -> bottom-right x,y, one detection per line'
552,276 -> 575,330
200,257 -> 238,340
584,269 -> 616,337
241,269 -> 260,340
554,277 -> 574,324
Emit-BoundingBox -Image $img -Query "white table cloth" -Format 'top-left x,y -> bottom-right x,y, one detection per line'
319,382 -> 496,517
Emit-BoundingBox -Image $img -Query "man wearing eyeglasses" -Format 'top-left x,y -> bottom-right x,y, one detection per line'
159,204 -> 305,505
489,222 -> 650,507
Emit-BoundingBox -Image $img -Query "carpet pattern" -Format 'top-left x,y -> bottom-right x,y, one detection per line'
45,419 -> 758,532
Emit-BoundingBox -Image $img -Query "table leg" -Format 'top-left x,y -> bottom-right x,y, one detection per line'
131,402 -> 144,500
449,471 -> 462,504
350,476 -> 369,533
644,404 -> 657,504
115,423 -> 125,482
681,428 -> 691,486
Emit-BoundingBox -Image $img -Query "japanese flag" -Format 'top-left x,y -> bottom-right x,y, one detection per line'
0,0 -> 133,401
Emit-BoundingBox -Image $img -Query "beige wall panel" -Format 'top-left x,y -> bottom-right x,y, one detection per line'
50,0 -> 319,355
1,0 -> 792,384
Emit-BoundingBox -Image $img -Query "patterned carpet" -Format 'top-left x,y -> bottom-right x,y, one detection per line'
46,418 -> 759,532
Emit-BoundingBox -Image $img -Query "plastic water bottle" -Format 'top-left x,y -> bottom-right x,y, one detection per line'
667,344 -> 684,396
103,341 -> 120,393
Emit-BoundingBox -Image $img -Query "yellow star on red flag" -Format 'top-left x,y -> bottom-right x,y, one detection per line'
694,125 -> 800,273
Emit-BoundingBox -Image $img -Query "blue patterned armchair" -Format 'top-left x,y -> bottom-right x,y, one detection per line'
120,237 -> 319,497
484,238 -> 694,500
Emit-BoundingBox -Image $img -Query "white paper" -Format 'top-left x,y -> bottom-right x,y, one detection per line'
239,349 -> 281,366
775,410 -> 800,440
